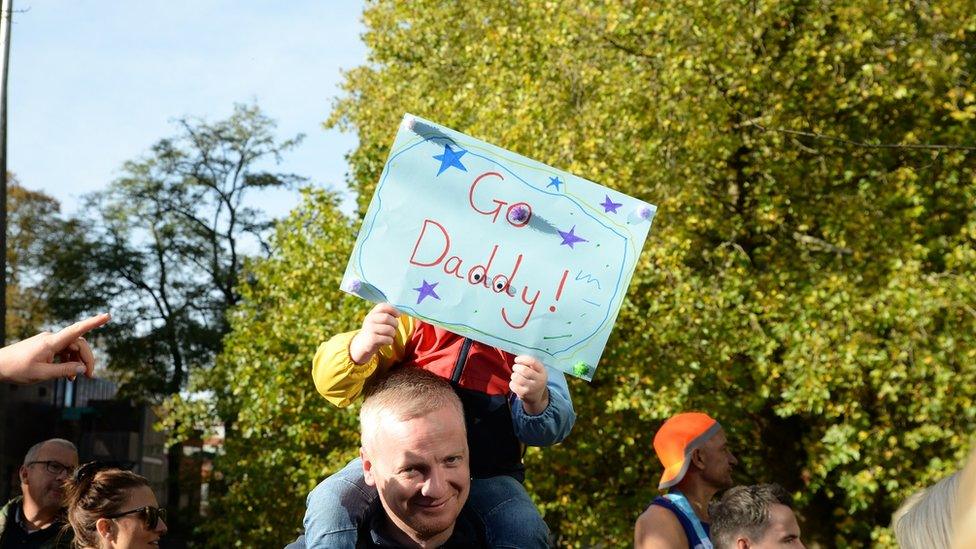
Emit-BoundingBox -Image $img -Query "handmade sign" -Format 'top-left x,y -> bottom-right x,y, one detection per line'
340,114 -> 656,380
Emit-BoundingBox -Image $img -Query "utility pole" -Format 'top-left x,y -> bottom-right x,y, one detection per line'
0,0 -> 11,346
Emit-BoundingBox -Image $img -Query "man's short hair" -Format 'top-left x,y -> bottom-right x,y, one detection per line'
710,483 -> 793,548
23,438 -> 77,465
359,368 -> 464,450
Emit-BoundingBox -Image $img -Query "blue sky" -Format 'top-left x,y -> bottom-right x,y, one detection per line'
9,1 -> 367,219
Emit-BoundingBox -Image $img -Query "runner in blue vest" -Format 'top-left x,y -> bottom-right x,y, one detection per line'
634,412 -> 738,549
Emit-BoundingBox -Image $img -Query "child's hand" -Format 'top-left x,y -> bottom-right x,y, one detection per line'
349,303 -> 400,365
510,355 -> 549,415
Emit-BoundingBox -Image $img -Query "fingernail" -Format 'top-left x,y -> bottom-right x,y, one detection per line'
75,365 -> 86,375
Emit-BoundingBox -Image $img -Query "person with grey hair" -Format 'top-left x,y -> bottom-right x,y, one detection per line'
710,483 -> 805,549
0,438 -> 79,548
892,472 -> 959,549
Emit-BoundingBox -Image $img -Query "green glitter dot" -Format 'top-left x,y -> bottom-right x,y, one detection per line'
573,362 -> 590,377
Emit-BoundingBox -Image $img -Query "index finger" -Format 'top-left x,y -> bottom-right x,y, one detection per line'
50,313 -> 111,350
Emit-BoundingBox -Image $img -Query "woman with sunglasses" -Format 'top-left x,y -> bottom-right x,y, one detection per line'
64,463 -> 167,548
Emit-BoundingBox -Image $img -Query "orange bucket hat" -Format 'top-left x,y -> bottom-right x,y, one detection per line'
653,412 -> 722,490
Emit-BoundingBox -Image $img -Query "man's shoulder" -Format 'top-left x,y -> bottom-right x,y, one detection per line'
634,501 -> 688,549
448,504 -> 487,546
355,498 -> 385,547
0,497 -> 21,533
356,501 -> 486,548
0,496 -> 22,512
636,499 -> 684,526
0,499 -> 73,549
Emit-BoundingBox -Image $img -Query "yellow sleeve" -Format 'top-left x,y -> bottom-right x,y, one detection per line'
311,315 -> 416,408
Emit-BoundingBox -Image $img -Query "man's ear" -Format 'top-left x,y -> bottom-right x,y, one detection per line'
96,517 -> 115,541
736,538 -> 750,549
19,465 -> 28,485
361,447 -> 376,487
691,448 -> 706,470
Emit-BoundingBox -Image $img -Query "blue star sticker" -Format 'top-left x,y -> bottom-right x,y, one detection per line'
547,176 -> 562,191
414,280 -> 441,304
558,225 -> 588,249
432,144 -> 468,176
600,195 -> 623,214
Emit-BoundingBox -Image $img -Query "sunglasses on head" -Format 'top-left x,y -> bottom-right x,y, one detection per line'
104,506 -> 167,530
71,460 -> 132,483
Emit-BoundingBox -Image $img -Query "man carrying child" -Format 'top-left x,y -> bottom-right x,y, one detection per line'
302,303 -> 576,547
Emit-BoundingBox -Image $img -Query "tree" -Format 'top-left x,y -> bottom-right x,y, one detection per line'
65,103 -> 305,399
326,1 -> 975,546
4,177 -> 75,340
49,103 -> 305,534
173,1 -> 975,546
162,189 -> 362,546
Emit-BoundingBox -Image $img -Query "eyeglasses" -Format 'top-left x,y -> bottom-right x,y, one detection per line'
104,506 -> 167,530
25,460 -> 74,476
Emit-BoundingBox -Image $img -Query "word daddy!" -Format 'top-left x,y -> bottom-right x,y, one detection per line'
408,171 -> 570,330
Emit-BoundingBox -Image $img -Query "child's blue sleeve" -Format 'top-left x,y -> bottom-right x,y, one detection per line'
510,368 -> 576,446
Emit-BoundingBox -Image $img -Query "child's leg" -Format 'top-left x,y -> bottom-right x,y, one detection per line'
303,457 -> 376,547
468,475 -> 551,548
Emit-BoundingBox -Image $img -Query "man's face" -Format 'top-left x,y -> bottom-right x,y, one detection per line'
20,443 -> 79,512
362,405 -> 469,543
697,428 -> 737,489
743,503 -> 805,548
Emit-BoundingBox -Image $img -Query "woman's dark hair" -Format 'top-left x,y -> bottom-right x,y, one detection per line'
63,462 -> 151,548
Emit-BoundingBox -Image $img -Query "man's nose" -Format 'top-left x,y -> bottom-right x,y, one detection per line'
420,468 -> 447,499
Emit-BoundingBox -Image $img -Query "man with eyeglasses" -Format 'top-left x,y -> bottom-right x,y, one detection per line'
0,439 -> 78,548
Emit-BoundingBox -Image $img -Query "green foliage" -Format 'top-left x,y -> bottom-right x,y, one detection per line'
325,1 -> 975,546
176,1 -> 975,546
50,104 -> 304,400
4,179 -> 76,340
163,189 -> 364,546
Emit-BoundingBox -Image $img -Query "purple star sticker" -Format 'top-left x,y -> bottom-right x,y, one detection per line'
600,195 -> 623,214
413,280 -> 441,304
558,225 -> 588,249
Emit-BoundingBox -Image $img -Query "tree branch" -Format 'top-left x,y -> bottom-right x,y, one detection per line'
746,121 -> 976,152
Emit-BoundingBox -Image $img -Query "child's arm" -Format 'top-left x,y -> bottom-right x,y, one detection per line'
509,355 -> 576,446
312,303 -> 414,407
